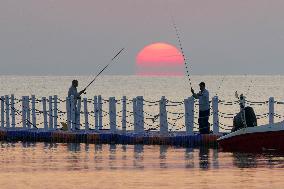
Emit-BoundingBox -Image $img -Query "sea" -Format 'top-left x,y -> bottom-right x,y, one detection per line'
0,75 -> 283,189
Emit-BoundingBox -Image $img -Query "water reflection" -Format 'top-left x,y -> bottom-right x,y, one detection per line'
133,144 -> 144,169
233,153 -> 258,168
1,142 -> 284,172
122,145 -> 127,153
95,144 -> 103,152
109,144 -> 117,169
43,142 -> 58,149
94,144 -> 103,170
199,147 -> 210,170
66,143 -> 81,171
232,152 -> 284,169
22,142 -> 36,148
212,149 -> 219,169
121,145 -> 128,168
160,145 -> 168,168
85,144 -> 90,152
185,148 -> 194,169
67,143 -> 81,152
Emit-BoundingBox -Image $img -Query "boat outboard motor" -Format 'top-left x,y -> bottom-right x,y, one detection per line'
232,106 -> 257,132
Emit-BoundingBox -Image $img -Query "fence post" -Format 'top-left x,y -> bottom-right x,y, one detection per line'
94,96 -> 99,130
26,96 -> 31,129
133,97 -> 138,132
42,97 -> 48,130
122,96 -> 127,132
185,97 -> 194,135
184,98 -> 189,132
137,96 -> 144,133
109,97 -> 116,132
22,96 -> 26,128
66,97 -> 71,130
31,95 -> 36,129
1,96 -> 4,128
269,97 -> 274,124
5,95 -> 10,128
48,96 -> 53,129
83,98 -> 89,130
212,96 -> 219,134
98,95 -> 103,130
11,94 -> 15,128
160,96 -> 168,135
53,95 -> 58,129
70,95 -> 76,130
76,98 -> 81,130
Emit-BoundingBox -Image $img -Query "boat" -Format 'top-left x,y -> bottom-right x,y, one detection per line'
218,121 -> 284,152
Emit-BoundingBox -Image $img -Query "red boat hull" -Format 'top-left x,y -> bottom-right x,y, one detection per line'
218,122 -> 284,153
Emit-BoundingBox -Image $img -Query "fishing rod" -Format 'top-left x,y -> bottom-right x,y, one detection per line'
171,12 -> 226,96
235,74 -> 255,100
149,16 -> 194,124
83,48 -> 125,91
171,15 -> 192,88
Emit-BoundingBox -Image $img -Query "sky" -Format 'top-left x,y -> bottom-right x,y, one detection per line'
0,0 -> 284,75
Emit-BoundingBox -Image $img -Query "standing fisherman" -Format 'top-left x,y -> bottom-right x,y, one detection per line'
191,82 -> 210,134
68,80 -> 86,130
64,48 -> 124,131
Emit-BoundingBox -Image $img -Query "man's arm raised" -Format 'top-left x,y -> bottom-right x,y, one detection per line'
191,88 -> 199,99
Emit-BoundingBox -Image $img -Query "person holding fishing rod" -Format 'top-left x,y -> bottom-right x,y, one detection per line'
65,48 -> 125,130
170,15 -> 210,134
191,82 -> 210,134
68,80 -> 86,130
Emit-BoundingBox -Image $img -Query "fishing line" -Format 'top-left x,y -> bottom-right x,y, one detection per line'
245,75 -> 254,96
171,15 -> 192,88
154,2 -> 194,128
235,74 -> 254,100
215,75 -> 226,96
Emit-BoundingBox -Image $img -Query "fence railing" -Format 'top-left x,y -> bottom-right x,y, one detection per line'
0,94 -> 283,134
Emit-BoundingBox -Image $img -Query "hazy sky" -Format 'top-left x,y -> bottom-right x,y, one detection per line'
0,0 -> 284,75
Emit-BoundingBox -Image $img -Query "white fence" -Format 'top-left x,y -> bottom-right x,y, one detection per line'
0,94 -> 283,134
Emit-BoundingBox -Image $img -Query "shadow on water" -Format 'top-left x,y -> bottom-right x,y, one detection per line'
233,152 -> 284,168
233,153 -> 258,168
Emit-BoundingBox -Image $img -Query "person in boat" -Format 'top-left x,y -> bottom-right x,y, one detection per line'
232,93 -> 258,132
191,82 -> 210,134
68,80 -> 86,130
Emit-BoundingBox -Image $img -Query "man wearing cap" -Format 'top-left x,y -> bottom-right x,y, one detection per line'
191,82 -> 210,134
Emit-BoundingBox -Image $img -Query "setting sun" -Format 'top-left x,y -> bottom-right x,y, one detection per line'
136,42 -> 184,76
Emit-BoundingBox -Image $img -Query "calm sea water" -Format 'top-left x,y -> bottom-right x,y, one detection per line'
0,75 -> 284,188
0,143 -> 284,189
1,75 -> 283,101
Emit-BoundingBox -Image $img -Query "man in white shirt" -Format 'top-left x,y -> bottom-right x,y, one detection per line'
68,80 -> 86,130
191,82 -> 210,134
